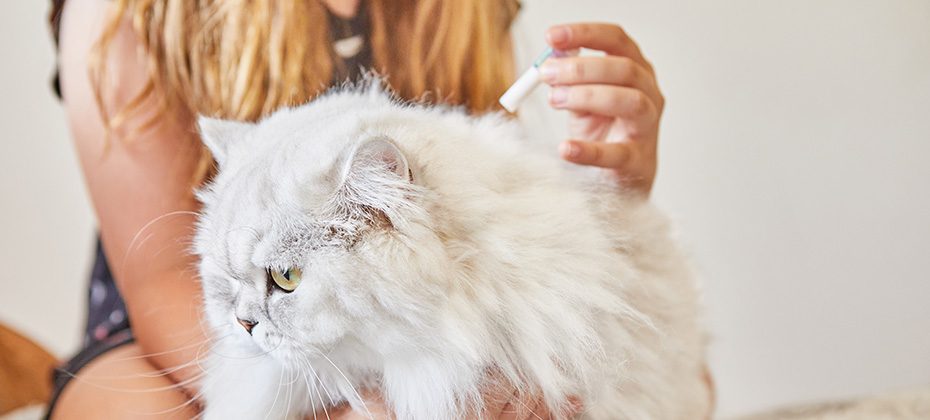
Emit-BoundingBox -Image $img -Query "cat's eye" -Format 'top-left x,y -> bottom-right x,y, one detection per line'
267,267 -> 302,292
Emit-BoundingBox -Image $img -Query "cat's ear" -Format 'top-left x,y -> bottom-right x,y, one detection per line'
345,137 -> 411,182
198,116 -> 253,166
337,137 -> 414,225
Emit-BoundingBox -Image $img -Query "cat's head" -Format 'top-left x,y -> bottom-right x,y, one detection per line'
193,87 -> 469,365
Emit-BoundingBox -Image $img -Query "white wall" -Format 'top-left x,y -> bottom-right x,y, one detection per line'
516,0 -> 930,417
0,1 -> 92,357
1,1 -> 928,418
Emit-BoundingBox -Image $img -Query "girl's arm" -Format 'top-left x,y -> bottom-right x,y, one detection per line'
60,0 -> 206,394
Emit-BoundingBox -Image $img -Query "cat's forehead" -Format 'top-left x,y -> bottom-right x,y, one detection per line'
213,202 -> 360,274
213,127 -> 348,207
252,218 -> 359,268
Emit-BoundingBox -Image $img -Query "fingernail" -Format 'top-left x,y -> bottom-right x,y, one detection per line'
537,63 -> 559,83
548,26 -> 570,44
559,141 -> 581,159
550,86 -> 569,106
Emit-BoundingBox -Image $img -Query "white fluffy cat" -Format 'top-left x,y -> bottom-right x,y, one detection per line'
193,81 -> 710,420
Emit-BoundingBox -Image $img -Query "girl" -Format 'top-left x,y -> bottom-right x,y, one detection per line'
48,0 -> 666,418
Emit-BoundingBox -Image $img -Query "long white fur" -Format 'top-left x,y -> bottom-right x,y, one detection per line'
194,80 -> 710,420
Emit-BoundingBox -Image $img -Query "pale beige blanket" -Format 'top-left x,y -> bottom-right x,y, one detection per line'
736,387 -> 930,420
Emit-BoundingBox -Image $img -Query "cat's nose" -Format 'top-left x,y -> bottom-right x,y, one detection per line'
236,317 -> 258,335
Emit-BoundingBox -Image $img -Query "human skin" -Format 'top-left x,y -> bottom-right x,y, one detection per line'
49,0 -> 662,418
52,0 -> 207,418
542,23 -> 663,197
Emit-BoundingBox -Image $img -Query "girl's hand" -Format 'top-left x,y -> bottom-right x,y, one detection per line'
542,23 -> 664,197
322,384 -> 581,419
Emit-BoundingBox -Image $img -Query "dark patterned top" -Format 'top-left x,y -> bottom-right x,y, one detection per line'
83,240 -> 130,344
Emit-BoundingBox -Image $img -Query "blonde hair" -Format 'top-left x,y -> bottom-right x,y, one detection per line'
94,0 -> 520,137
94,0 -> 519,184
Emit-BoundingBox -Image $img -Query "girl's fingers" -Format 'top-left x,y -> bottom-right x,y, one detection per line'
560,139 -> 634,170
549,84 -> 659,125
544,22 -> 661,195
538,56 -> 663,110
499,396 -> 550,420
545,23 -> 652,73
560,140 -> 656,194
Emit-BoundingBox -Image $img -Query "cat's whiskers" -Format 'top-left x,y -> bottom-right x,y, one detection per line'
284,330 -> 359,420
57,370 -> 206,419
99,339 -> 208,367
280,332 -> 333,416
317,350 -> 371,417
294,344 -> 374,420
263,364 -> 287,420
135,360 -> 202,379
284,369 -> 294,420
299,357 -> 336,407
136,383 -> 209,417
57,335 -> 219,382
120,210 -> 199,274
206,333 -> 280,362
258,346 -> 302,420
225,225 -> 262,241
58,368 -> 206,394
52,333 -> 237,419
297,362 -> 320,420
512,395 -> 545,420
314,375 -> 334,420
193,331 -> 230,374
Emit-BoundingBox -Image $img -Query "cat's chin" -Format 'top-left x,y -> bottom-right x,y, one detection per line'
247,330 -> 326,368
248,330 -> 286,353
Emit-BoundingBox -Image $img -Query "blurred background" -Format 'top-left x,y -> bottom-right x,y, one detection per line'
1,0 -> 928,418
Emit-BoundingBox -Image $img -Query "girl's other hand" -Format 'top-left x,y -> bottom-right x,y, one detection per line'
542,22 -> 664,197
321,384 -> 582,419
